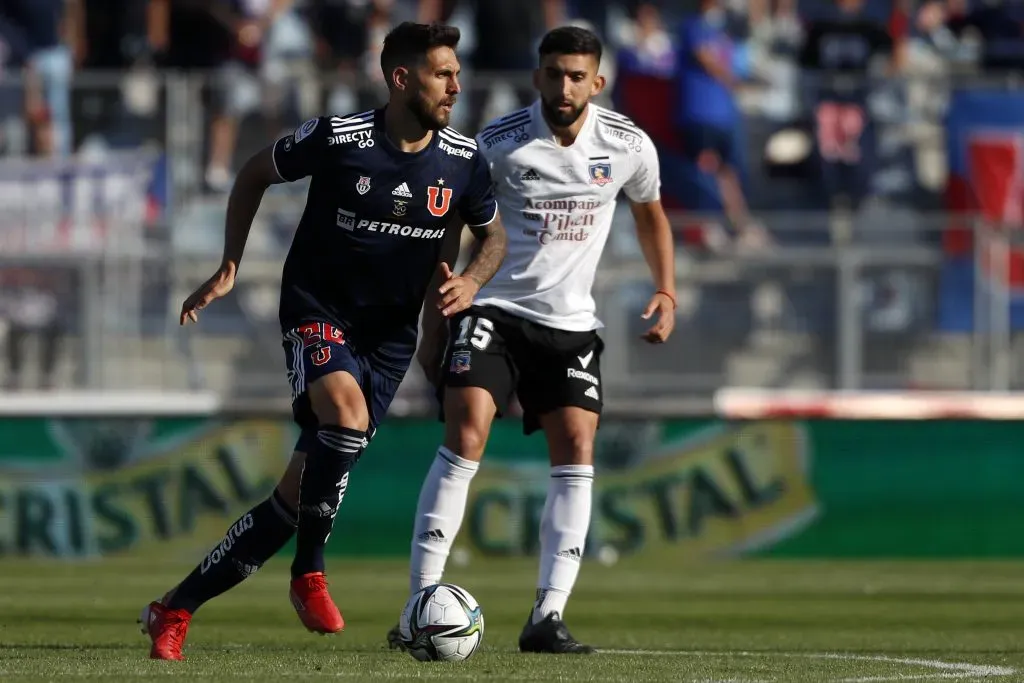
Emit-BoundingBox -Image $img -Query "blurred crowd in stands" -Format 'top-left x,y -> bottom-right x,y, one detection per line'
0,0 -> 1015,202
2,0 -> 1024,393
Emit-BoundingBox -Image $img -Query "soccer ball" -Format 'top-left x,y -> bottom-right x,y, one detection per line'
398,583 -> 484,662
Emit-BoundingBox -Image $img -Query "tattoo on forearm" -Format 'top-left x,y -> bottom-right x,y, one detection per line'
463,220 -> 507,288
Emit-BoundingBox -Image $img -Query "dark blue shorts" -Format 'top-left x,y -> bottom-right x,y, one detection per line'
679,122 -> 741,170
282,321 -> 403,444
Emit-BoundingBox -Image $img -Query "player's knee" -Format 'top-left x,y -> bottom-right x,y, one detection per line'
444,409 -> 490,460
544,413 -> 598,466
443,388 -> 495,461
309,373 -> 370,431
318,395 -> 370,432
560,430 -> 594,465
448,421 -> 490,461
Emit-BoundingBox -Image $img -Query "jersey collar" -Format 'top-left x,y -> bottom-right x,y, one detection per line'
375,107 -> 439,160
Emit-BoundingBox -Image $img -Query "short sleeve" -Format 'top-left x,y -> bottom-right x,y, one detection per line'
272,116 -> 330,182
475,132 -> 497,172
457,148 -> 498,227
622,131 -> 662,204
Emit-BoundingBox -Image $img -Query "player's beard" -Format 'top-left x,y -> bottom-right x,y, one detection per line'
541,97 -> 586,128
407,94 -> 452,131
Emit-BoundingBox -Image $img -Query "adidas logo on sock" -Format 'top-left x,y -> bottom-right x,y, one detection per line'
418,529 -> 446,543
556,547 -> 582,561
392,182 -> 412,197
521,168 -> 540,181
232,558 -> 260,578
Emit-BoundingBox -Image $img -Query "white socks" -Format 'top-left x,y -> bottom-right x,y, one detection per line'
532,464 -> 594,624
409,446 -> 479,596
408,452 -> 594,625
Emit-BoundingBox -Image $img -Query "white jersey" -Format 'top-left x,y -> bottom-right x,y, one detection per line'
473,100 -> 661,332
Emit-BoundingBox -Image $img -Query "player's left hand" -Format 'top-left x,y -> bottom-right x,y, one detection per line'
640,292 -> 676,344
437,262 -> 480,318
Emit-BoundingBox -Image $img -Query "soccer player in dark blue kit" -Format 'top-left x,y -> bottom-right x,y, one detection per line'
140,22 -> 508,661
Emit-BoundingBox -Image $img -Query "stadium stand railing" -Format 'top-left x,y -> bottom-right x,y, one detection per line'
1,72 -> 1024,416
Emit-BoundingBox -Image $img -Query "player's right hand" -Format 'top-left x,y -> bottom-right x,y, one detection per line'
640,291 -> 676,344
180,265 -> 236,326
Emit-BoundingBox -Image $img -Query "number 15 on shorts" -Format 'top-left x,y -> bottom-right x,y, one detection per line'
455,316 -> 494,350
449,315 -> 494,375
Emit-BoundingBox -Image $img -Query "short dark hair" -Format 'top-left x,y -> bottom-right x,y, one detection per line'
380,22 -> 461,86
538,26 -> 603,64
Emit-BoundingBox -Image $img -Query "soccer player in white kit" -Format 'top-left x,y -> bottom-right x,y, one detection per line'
390,26 -> 677,654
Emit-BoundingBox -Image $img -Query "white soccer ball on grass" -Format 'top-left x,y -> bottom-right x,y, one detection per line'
398,583 -> 484,662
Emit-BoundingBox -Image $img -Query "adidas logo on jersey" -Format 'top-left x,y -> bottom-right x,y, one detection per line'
392,182 -> 412,198
521,168 -> 540,181
418,529 -> 446,543
584,386 -> 599,401
556,547 -> 582,561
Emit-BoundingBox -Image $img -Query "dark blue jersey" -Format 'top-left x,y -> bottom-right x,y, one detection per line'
273,108 -> 497,376
798,12 -> 892,104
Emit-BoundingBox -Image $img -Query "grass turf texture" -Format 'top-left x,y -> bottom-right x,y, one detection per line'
1,557 -> 1022,682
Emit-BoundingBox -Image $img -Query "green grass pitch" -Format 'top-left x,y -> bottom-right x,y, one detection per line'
1,556 -> 1022,682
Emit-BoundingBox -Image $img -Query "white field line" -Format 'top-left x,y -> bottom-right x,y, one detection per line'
0,649 -> 1010,682
599,649 -> 1016,681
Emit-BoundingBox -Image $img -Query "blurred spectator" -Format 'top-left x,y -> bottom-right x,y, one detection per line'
0,13 -> 29,154
148,0 -> 307,192
674,0 -> 768,250
0,0 -> 84,157
565,0 -> 615,42
0,268 -> 65,391
613,3 -> 676,168
948,0 -> 1024,70
311,0 -> 395,115
905,0 -> 976,194
0,12 -> 29,71
418,0 -> 565,131
798,0 -> 900,212
82,0 -> 150,69
620,2 -> 676,79
912,0 -> 976,64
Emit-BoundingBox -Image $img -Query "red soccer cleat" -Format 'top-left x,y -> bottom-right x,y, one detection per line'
290,572 -> 345,634
139,600 -> 191,660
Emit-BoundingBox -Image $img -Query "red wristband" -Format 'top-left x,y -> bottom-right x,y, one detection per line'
656,289 -> 677,310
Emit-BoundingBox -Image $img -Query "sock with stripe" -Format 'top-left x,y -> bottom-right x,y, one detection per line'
291,425 -> 366,578
167,489 -> 298,614
408,446 -> 480,595
533,464 -> 594,623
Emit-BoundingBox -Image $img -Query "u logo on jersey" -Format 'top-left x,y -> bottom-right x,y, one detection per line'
426,185 -> 453,217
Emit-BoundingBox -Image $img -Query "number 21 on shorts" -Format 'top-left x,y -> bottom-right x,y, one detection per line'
455,316 -> 494,350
